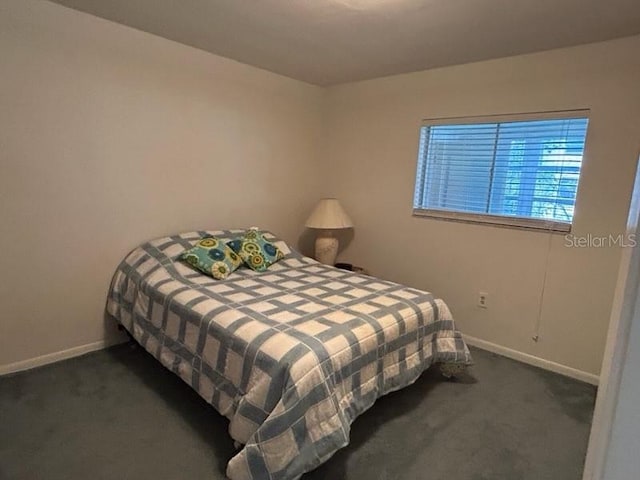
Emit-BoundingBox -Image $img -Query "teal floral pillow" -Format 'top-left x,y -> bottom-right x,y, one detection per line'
180,236 -> 242,280
227,229 -> 284,272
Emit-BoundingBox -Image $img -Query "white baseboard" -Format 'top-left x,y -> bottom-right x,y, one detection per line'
0,339 -> 125,376
464,334 -> 600,386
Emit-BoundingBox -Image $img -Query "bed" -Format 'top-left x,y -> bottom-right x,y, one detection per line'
106,230 -> 472,480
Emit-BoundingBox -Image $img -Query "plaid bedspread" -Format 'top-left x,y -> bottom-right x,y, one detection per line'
106,230 -> 472,480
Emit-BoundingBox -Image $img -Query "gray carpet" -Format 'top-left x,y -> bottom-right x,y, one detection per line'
0,344 -> 596,480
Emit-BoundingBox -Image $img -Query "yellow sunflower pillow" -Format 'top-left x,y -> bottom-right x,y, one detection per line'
180,236 -> 242,280
227,229 -> 284,272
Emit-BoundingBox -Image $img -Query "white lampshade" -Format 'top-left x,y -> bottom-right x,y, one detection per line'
305,198 -> 354,229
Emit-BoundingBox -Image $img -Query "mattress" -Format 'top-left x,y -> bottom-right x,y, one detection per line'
106,230 -> 472,480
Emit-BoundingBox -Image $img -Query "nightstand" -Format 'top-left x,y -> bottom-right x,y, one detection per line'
352,266 -> 369,275
335,263 -> 369,276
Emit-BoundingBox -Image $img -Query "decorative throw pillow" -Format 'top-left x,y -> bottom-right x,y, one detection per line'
227,229 -> 285,272
180,236 -> 242,280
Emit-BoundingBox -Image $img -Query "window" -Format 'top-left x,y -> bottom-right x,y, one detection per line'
412,111 -> 589,232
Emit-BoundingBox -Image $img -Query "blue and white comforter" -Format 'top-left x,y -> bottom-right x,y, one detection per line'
106,230 -> 472,480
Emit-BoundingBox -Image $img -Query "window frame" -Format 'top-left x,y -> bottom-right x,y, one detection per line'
412,109 -> 590,233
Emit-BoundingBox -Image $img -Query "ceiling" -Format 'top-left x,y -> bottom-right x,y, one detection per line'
48,0 -> 640,86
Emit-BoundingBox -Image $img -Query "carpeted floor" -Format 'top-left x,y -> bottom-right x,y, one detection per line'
0,344 -> 596,480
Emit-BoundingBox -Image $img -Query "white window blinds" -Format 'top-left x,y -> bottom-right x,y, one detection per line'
413,112 -> 589,232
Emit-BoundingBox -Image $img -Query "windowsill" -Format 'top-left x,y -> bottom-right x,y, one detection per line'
412,208 -> 572,233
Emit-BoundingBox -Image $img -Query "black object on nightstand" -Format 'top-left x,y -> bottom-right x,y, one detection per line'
335,263 -> 369,275
335,262 -> 353,271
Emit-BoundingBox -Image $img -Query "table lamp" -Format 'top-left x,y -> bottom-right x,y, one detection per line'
305,198 -> 354,265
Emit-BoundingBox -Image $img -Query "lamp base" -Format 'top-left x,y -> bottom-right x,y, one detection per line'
315,235 -> 338,265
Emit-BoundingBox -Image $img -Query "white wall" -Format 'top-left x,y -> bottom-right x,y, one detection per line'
584,155 -> 640,479
324,36 -> 640,378
0,0 -> 325,367
2,0 -> 639,382
602,297 -> 640,479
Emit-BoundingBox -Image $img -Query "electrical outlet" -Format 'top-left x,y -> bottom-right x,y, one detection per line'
478,291 -> 489,308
